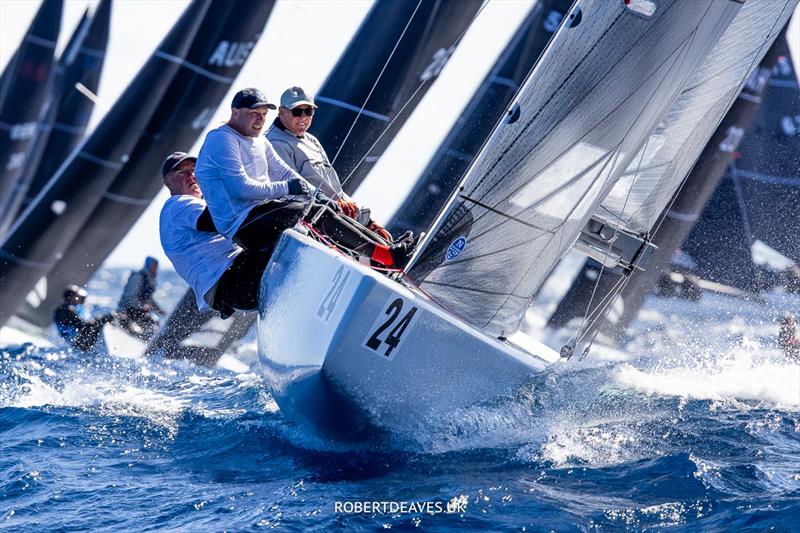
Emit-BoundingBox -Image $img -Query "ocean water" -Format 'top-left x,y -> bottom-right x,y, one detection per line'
1,269 -> 798,531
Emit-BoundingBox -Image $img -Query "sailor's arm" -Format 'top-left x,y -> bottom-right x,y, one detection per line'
209,133 -> 290,200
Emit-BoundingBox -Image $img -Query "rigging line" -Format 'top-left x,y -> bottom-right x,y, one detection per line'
330,0 -> 425,173
574,18 -> 788,349
570,135 -> 650,347
462,22 -> 699,240
463,1 -> 675,203
338,0 -> 491,191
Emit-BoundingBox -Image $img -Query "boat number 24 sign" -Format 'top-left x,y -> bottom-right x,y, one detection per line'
363,296 -> 419,359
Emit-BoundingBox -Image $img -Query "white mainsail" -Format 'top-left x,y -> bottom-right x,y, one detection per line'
596,0 -> 798,239
407,0 -> 742,337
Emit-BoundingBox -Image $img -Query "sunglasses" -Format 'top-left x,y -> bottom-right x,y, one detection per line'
291,107 -> 315,117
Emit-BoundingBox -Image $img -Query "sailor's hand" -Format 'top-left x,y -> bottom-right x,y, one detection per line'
287,177 -> 310,196
336,199 -> 359,219
367,221 -> 392,242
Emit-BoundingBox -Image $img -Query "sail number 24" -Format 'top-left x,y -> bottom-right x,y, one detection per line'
363,296 -> 418,359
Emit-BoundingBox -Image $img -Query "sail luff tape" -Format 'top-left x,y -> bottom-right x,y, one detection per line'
77,151 -> 125,169
152,51 -> 235,84
314,96 -> 390,122
0,248 -> 51,269
25,35 -> 58,49
102,191 -> 150,206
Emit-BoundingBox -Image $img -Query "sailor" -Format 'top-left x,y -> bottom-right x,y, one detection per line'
266,85 -> 393,242
159,152 -> 272,317
195,87 -> 414,268
116,256 -> 165,339
778,313 -> 800,360
53,285 -> 117,352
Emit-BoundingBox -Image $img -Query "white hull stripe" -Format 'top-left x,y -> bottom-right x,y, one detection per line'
315,96 -> 390,122
0,249 -> 50,269
153,51 -> 235,84
737,168 -> 800,187
78,151 -> 125,169
102,191 -> 150,206
25,35 -> 58,48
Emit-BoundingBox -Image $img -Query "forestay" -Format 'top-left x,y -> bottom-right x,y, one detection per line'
407,0 -> 741,337
596,0 -> 798,237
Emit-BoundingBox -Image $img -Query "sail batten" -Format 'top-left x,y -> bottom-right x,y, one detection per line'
409,0 -> 742,336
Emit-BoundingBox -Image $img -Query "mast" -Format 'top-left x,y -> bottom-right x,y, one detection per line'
311,0 -> 483,195
389,0 -> 573,237
548,19 -> 795,337
0,0 -> 63,210
0,0 -> 112,236
0,0 -> 212,329
407,0 -> 743,337
17,0 -> 277,328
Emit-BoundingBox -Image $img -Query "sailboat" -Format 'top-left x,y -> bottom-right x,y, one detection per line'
0,0 -> 112,237
0,0 -> 62,213
0,0 -> 212,329
15,0 -> 277,329
254,0 -> 775,437
147,0 -> 483,361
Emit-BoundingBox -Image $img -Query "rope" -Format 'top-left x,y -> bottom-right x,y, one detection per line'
337,0 -> 490,191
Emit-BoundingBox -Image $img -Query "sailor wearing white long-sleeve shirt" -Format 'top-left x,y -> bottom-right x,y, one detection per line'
195,88 -> 312,253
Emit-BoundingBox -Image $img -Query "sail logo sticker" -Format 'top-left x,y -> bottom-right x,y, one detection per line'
445,236 -> 467,262
363,296 -> 419,360
317,265 -> 351,323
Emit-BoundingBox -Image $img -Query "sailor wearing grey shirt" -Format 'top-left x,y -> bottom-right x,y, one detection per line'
195,88 -> 312,253
266,86 -> 395,243
266,86 -> 343,199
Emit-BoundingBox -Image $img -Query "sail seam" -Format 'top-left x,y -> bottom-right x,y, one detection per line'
77,151 -> 125,169
25,35 -> 58,48
153,51 -> 235,83
102,191 -> 150,206
0,249 -> 49,269
314,96 -> 390,122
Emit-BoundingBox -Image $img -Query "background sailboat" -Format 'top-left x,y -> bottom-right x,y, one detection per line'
0,0 -> 62,214
0,0 -> 212,329
0,0 -> 111,237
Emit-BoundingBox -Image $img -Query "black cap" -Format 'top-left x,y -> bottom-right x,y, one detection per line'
161,151 -> 197,178
231,87 -> 276,110
63,284 -> 88,300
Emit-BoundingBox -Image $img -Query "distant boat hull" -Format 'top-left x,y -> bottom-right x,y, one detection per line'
256,230 -> 559,438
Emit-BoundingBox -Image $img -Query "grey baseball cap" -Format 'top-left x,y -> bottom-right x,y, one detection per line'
280,86 -> 317,109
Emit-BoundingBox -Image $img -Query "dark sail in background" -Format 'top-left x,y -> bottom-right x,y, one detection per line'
683,35 -> 800,288
0,8 -> 90,237
312,0 -> 482,195
0,0 -> 112,236
19,0 -> 277,328
389,0 -> 572,237
0,0 -> 62,211
547,31 -> 788,336
0,0 -> 213,329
